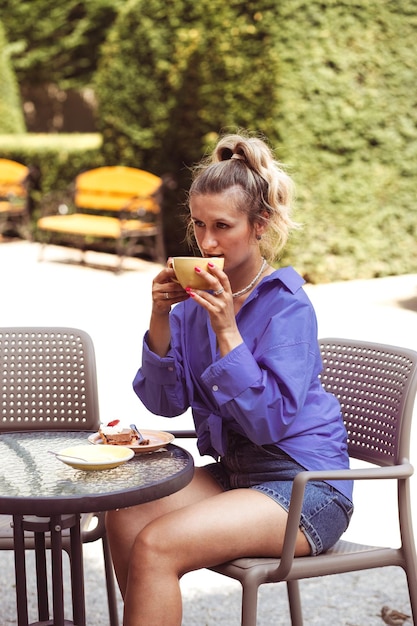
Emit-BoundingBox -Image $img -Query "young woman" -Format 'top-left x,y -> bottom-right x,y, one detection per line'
106,133 -> 353,626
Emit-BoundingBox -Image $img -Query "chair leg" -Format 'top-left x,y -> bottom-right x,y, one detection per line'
403,554 -> 417,626
37,242 -> 46,262
400,482 -> 417,624
102,533 -> 120,626
12,515 -> 30,626
287,580 -> 303,626
240,581 -> 260,626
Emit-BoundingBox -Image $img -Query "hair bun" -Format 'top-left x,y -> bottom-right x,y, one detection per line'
219,147 -> 246,162
219,147 -> 233,161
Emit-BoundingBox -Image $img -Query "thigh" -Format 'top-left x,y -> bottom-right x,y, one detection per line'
106,466 -> 223,545
254,480 -> 353,555
136,486 -> 310,576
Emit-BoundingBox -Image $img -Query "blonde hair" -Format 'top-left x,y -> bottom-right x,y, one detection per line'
187,133 -> 298,262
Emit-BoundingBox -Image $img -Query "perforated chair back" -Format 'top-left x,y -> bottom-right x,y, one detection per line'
319,338 -> 416,467
0,327 -> 100,432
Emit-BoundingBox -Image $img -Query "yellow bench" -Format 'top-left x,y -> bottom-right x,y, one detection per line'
37,166 -> 165,271
0,158 -> 30,237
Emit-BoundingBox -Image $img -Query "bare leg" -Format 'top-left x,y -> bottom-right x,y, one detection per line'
106,467 -> 223,595
111,468 -> 310,626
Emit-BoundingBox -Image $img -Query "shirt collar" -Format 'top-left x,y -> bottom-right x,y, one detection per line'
268,266 -> 306,294
250,266 -> 305,299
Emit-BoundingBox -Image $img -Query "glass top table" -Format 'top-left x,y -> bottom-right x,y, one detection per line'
0,430 -> 194,626
0,431 -> 194,515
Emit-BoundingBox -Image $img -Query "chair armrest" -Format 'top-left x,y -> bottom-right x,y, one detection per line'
276,460 -> 413,579
170,430 -> 197,439
39,187 -> 75,218
80,511 -> 107,544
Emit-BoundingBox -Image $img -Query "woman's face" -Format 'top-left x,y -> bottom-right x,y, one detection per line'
189,191 -> 260,272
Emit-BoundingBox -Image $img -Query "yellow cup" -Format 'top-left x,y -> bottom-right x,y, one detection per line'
171,256 -> 224,289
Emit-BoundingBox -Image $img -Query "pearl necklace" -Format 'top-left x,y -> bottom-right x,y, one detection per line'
232,258 -> 267,299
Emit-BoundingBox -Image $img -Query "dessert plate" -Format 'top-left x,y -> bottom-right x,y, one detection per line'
55,444 -> 134,471
88,429 -> 175,454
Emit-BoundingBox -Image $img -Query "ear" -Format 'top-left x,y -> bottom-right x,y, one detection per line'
255,211 -> 269,239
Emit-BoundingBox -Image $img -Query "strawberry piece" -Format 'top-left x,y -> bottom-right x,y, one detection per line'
107,419 -> 120,427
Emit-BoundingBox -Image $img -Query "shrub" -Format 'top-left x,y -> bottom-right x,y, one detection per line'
95,0 -> 417,280
0,21 -> 25,133
0,0 -> 120,90
271,0 -> 417,281
0,133 -> 103,226
95,0 -> 283,255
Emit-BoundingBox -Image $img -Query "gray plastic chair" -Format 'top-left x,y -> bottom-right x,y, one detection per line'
0,327 -> 119,626
172,338 -> 417,625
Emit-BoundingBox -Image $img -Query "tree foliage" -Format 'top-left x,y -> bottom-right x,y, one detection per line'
0,21 -> 25,133
0,0 -> 121,89
95,0 -> 284,255
95,0 -> 282,174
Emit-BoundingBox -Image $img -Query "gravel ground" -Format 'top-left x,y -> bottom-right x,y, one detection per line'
1,239 -> 417,625
0,546 -> 412,625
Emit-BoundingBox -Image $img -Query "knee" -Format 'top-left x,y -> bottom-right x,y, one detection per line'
133,523 -> 163,560
130,522 -> 174,574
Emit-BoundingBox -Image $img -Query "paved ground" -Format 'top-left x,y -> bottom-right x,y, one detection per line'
1,239 -> 417,625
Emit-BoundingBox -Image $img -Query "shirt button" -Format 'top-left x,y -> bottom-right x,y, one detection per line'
168,366 -> 174,372
212,385 -> 219,392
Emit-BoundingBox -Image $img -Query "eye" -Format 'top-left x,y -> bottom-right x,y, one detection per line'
192,219 -> 205,228
216,222 -> 229,229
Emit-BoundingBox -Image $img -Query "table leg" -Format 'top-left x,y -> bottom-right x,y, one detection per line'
50,515 -> 66,626
12,514 -> 29,626
34,530 -> 50,621
69,515 -> 86,626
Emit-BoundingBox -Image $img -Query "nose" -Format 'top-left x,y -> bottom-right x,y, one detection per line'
200,230 -> 218,253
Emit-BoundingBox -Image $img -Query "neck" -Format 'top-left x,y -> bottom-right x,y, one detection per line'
231,257 -> 267,299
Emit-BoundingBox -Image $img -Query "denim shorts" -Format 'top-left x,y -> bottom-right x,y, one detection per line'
203,431 -> 353,555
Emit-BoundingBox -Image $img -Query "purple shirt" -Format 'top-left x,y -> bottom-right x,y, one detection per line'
133,266 -> 353,501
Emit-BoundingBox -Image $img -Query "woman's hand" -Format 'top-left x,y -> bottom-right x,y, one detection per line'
148,260 -> 189,357
186,262 -> 243,357
151,260 -> 189,316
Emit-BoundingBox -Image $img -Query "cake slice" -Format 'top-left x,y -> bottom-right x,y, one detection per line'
99,420 -> 138,445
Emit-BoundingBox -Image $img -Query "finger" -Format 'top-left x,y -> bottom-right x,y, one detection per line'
186,288 -> 225,307
194,267 -> 228,294
207,261 -> 226,279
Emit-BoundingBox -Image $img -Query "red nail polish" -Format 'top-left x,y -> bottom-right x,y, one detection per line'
208,262 -> 214,268
194,266 -> 201,273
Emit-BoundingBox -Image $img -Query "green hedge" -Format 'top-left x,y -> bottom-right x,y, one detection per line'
0,133 -> 103,224
94,0 -> 417,281
94,0 -> 283,257
275,0 -> 417,281
0,0 -> 120,90
0,21 -> 25,133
